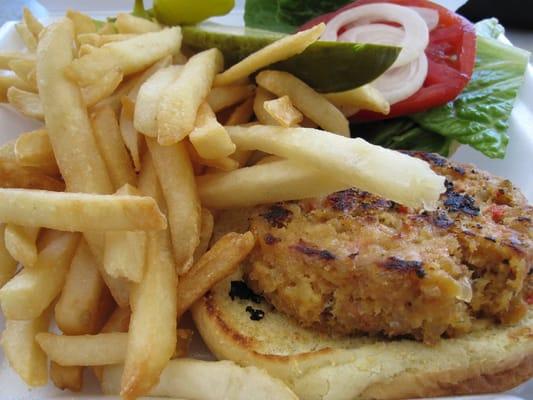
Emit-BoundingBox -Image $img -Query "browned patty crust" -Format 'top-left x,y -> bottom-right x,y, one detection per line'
246,152 -> 533,343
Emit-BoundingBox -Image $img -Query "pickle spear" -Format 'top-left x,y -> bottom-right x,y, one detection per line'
182,23 -> 400,92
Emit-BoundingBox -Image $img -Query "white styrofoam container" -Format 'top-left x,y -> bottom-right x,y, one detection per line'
0,1 -> 531,399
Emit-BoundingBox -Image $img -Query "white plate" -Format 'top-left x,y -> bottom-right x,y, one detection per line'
0,1 -> 532,399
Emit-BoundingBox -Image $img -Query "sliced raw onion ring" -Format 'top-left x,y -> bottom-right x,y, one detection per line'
321,3 -> 429,67
410,7 -> 439,31
373,52 -> 428,104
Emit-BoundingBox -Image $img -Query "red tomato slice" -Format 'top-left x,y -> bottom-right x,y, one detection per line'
301,0 -> 477,120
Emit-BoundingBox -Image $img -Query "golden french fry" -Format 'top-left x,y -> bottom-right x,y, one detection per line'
0,74 -> 33,102
207,84 -> 256,113
102,359 -> 299,399
77,33 -> 137,47
36,332 -> 128,366
197,159 -> 347,209
226,97 -> 255,126
126,55 -> 173,103
22,8 -> 44,39
104,185 -> 147,283
97,22 -> 116,35
37,19 -> 114,194
55,240 -> 107,335
0,224 -> 18,288
120,97 -> 142,172
157,48 -> 223,145
116,13 -> 161,34
227,125 -> 445,208
8,59 -> 37,91
78,43 -> 97,57
137,152 -> 166,211
177,232 -> 255,317
185,140 -> 238,172
6,87 -> 43,120
263,95 -> 303,127
0,310 -> 50,387
214,23 -> 325,87
0,160 -> 64,191
324,84 -> 390,115
253,86 -> 278,125
4,224 -> 39,268
0,52 -> 35,70
190,102 -> 235,159
0,140 -> 16,162
192,208 -> 214,263
14,129 -> 59,176
134,65 -> 182,137
0,188 -> 167,232
256,70 -> 349,136
81,67 -> 123,107
230,149 -> 254,167
15,23 -> 37,52
121,228 -> 177,398
91,106 -> 136,189
66,9 -> 97,36
147,139 -> 200,273
50,362 -> 83,392
66,27 -> 182,86
0,231 -> 80,320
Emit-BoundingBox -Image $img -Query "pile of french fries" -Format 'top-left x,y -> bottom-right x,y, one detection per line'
0,8 -> 445,399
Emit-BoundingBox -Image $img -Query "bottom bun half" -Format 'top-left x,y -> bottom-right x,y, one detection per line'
191,209 -> 533,400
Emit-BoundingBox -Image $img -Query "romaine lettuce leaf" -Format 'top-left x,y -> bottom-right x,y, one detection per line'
277,0 -> 352,27
355,119 -> 452,156
411,34 -> 529,159
244,0 -> 296,33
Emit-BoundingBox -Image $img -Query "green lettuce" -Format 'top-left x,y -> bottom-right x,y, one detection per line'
277,0 -> 352,27
411,34 -> 529,158
244,0 -> 296,33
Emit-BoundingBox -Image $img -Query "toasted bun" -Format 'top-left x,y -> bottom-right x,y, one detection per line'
191,209 -> 533,400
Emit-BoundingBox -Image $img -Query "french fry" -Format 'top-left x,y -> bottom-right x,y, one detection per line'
324,84 -> 390,115
0,224 -> 18,288
66,9 -> 97,36
0,310 -> 50,387
157,48 -> 223,145
77,33 -> 138,47
227,125 -> 445,208
256,70 -> 349,136
4,224 -> 39,267
263,95 -> 303,127
101,359 -> 299,399
189,102 -> 236,159
0,231 -> 80,320
91,106 -> 136,189
0,189 -> 167,232
78,43 -> 97,57
0,161 -> 65,191
22,8 -> 44,39
126,55 -> 173,103
14,129 -> 59,176
97,22 -> 116,35
50,362 -> 83,392
177,232 -> 255,317
55,240 -> 107,335
121,226 -> 177,399
253,86 -> 278,125
37,19 -> 114,194
147,139 -> 200,273
197,159 -> 347,209
193,208 -> 214,263
15,23 -> 37,52
207,84 -> 256,113
66,27 -> 182,87
175,329 -> 194,358
81,67 -> 123,107
0,52 -> 35,70
104,185 -> 147,283
36,332 -> 128,366
6,87 -> 43,120
134,65 -> 183,137
0,140 -> 16,162
226,97 -> 255,126
214,23 -> 325,87
137,152 -> 166,211
120,97 -> 142,172
8,58 -> 37,91
116,13 -> 161,34
0,74 -> 33,102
